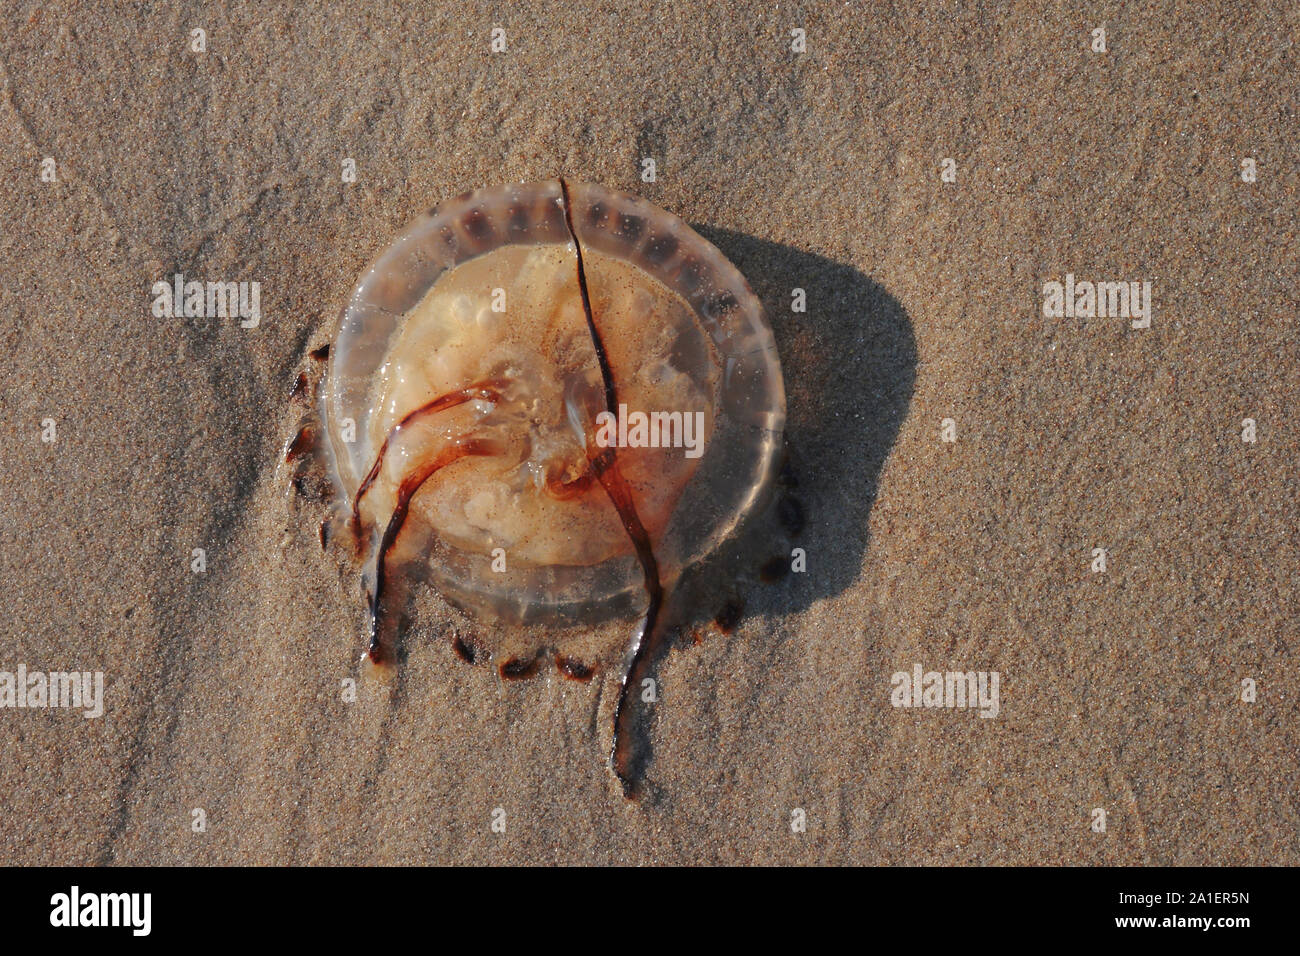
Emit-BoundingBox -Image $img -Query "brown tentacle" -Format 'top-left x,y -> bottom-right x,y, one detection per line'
591,448 -> 664,797
366,436 -> 501,663
560,177 -> 665,798
352,379 -> 509,533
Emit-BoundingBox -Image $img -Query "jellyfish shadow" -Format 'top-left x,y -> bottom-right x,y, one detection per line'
618,229 -> 917,798
688,226 -> 917,620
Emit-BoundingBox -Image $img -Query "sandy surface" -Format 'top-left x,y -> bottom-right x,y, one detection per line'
1,1 -> 1296,865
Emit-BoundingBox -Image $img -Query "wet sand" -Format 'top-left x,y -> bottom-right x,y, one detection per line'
0,1 -> 1296,864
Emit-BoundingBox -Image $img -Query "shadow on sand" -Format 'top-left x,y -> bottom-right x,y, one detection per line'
686,225 -> 917,615
619,228 -> 917,797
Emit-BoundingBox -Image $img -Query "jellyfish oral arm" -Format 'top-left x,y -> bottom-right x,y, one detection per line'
588,446 -> 666,796
559,178 -> 667,798
365,436 -> 503,663
351,379 -> 509,533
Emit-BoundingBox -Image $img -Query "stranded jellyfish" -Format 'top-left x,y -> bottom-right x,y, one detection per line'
309,180 -> 784,795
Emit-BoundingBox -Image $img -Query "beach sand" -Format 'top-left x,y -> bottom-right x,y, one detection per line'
0,0 -> 1296,864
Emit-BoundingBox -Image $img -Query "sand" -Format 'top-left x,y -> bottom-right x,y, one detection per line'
0,1 -> 1296,865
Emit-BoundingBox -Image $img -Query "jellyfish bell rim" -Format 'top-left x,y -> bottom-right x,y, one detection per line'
322,180 -> 786,625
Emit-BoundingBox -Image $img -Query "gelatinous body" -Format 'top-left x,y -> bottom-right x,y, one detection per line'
321,180 -> 784,794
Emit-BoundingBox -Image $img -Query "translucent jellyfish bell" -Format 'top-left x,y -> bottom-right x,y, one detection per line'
325,180 -> 785,631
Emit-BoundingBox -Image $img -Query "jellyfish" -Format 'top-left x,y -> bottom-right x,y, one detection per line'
300,180 -> 784,796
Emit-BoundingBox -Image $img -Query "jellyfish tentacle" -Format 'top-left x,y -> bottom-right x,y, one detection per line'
591,447 -> 665,797
559,177 -> 665,798
352,378 -> 509,533
366,435 -> 503,663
